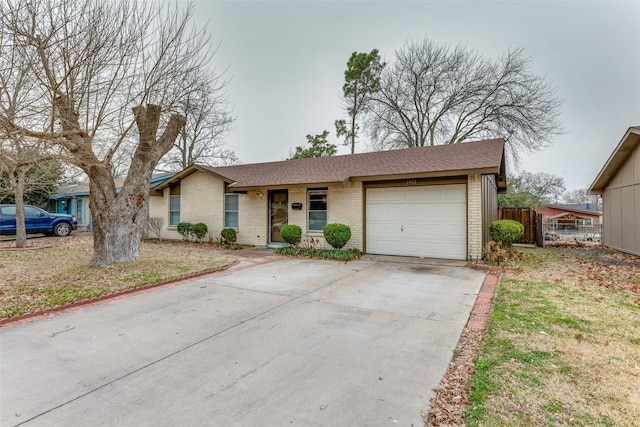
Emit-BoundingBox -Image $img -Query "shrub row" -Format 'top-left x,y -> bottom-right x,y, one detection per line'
281,223 -> 352,249
275,247 -> 361,261
176,222 -> 239,245
177,221 -> 209,242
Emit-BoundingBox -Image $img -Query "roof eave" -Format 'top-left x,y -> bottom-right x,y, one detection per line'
228,166 -> 502,190
151,165 -> 234,192
589,127 -> 640,194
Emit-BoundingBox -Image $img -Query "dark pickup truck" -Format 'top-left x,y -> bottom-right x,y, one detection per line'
0,204 -> 78,237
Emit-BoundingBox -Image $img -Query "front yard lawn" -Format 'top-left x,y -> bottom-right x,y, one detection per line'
0,236 -> 236,320
467,244 -> 640,426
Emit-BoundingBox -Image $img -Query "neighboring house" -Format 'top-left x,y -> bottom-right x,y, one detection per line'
589,126 -> 640,256
47,183 -> 91,229
47,173 -> 174,231
149,138 -> 507,261
537,203 -> 602,232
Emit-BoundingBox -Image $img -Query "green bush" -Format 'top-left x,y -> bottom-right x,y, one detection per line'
176,221 -> 192,241
280,224 -> 302,245
221,228 -> 237,244
192,223 -> 208,241
274,246 -> 361,261
489,219 -> 524,247
323,223 -> 351,249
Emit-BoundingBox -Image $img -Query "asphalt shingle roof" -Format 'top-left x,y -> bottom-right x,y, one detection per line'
198,138 -> 505,188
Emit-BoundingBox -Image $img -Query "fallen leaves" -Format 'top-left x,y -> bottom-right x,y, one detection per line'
424,244 -> 640,426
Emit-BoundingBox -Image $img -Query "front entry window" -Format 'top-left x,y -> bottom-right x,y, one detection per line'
270,190 -> 288,243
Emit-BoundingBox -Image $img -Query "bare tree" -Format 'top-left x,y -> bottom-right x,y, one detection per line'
0,156 -> 63,205
0,142 -> 61,247
563,188 -> 602,210
498,171 -> 565,208
0,18 -> 63,248
158,78 -> 236,171
0,0 -> 229,265
368,40 -> 563,161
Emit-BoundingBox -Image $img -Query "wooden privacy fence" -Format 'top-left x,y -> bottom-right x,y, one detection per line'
498,207 -> 543,246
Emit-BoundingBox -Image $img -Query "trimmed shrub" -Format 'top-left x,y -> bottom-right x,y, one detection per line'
275,246 -> 361,261
323,223 -> 351,249
221,227 -> 237,244
280,224 -> 302,245
176,221 -> 192,241
489,219 -> 524,247
192,223 -> 208,241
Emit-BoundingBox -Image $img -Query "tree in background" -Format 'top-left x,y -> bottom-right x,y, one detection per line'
335,49 -> 386,154
158,77 -> 237,171
0,23 -> 65,248
0,160 -> 63,206
499,171 -> 565,208
289,130 -> 337,159
0,0 -> 229,266
563,188 -> 602,210
368,40 -> 563,162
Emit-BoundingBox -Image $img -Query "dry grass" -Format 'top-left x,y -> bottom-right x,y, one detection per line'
0,235 -> 237,319
466,244 -> 640,426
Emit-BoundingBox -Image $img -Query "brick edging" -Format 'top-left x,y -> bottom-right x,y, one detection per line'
0,254 -> 284,328
450,271 -> 501,369
465,272 -> 500,331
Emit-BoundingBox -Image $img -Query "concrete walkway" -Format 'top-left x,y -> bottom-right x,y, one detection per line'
1,256 -> 486,426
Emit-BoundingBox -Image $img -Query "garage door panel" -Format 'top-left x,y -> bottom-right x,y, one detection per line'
366,185 -> 467,260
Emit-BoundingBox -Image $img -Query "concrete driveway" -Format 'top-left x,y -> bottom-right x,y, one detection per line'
0,255 -> 486,426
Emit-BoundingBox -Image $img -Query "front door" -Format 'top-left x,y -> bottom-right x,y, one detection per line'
269,190 -> 288,244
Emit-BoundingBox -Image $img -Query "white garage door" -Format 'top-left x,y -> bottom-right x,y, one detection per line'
366,184 -> 467,260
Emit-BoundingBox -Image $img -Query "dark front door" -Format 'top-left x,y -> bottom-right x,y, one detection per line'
269,190 -> 288,244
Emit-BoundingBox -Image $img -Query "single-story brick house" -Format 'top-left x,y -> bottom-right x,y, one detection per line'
149,138 -> 507,260
536,203 -> 602,232
589,126 -> 640,255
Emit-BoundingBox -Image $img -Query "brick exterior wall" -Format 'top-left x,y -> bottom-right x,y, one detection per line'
327,181 -> 363,250
238,191 -> 268,246
272,183 -> 363,250
467,174 -> 483,261
149,170 -> 485,259
149,174 -> 364,250
149,172 -> 225,240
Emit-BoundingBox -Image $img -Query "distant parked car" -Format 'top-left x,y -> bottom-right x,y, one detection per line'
0,204 -> 77,237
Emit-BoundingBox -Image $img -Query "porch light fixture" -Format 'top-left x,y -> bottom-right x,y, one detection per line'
255,191 -> 263,200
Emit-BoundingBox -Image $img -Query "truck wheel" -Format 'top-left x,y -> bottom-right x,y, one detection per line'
54,222 -> 72,237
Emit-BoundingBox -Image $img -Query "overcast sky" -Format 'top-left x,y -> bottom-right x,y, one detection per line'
191,0 -> 640,191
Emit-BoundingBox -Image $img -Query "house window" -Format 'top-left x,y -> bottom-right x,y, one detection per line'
585,218 -> 593,226
225,194 -> 239,228
308,189 -> 327,232
169,195 -> 180,226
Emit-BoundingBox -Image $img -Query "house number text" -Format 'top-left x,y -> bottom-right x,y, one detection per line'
406,179 -> 417,185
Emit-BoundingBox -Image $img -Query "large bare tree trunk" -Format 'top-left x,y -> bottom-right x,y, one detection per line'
13,168 -> 27,248
88,105 -> 185,267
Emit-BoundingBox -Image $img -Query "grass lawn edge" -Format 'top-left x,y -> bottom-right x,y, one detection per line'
0,259 -> 240,328
424,270 -> 502,426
